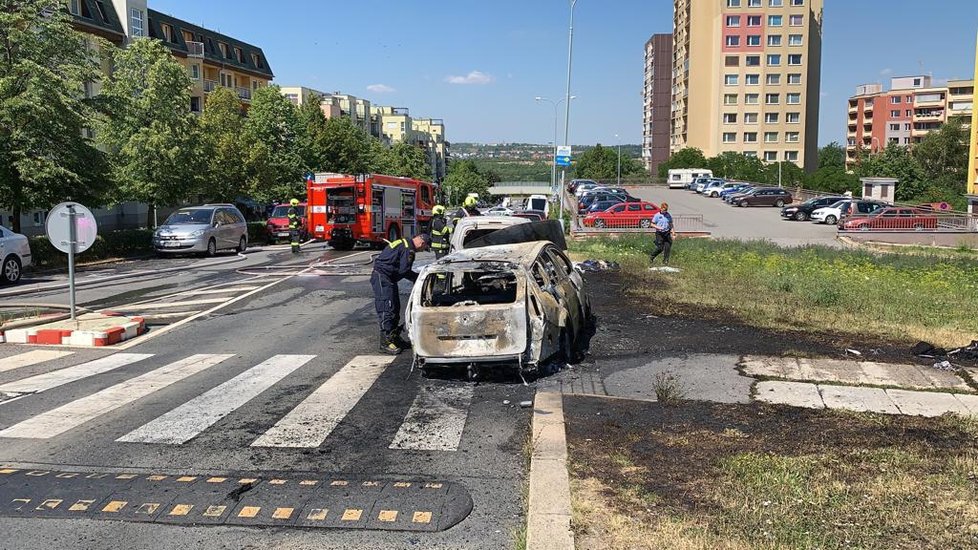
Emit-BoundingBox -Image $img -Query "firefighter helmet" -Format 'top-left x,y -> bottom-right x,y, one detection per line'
433,205 -> 446,216
463,196 -> 478,208
290,198 -> 300,207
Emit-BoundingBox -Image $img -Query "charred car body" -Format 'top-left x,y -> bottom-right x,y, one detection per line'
406,221 -> 592,377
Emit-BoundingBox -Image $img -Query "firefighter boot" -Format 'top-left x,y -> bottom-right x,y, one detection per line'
380,333 -> 402,355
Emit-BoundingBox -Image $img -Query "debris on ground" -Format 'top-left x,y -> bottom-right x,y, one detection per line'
912,341 -> 948,358
502,400 -> 511,406
577,260 -> 620,273
845,348 -> 862,356
948,340 -> 978,362
648,266 -> 681,273
519,400 -> 533,408
932,360 -> 955,371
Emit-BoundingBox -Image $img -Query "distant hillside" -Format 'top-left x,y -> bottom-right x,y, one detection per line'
453,142 -> 641,161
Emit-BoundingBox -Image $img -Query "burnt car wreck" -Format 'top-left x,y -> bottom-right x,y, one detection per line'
406,221 -> 592,380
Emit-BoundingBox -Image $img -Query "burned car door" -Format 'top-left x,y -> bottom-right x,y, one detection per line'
527,258 -> 562,362
544,247 -> 585,336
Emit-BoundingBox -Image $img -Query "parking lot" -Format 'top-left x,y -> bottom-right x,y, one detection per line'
627,185 -> 842,247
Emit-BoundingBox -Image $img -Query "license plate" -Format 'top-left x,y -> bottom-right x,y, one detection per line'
276,232 -> 289,237
163,242 -> 181,248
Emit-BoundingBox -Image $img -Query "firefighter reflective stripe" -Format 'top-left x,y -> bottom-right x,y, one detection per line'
388,239 -> 404,249
431,218 -> 450,250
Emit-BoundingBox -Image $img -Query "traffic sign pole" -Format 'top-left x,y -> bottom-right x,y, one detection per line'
67,206 -> 77,322
46,202 -> 97,325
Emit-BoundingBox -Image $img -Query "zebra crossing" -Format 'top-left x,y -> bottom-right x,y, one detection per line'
0,349 -> 477,453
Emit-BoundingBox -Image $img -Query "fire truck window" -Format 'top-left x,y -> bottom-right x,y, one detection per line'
421,186 -> 431,204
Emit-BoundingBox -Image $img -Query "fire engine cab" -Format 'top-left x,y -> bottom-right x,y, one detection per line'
306,173 -> 439,251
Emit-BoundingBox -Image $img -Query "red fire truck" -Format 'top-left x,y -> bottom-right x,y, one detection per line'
306,173 -> 439,250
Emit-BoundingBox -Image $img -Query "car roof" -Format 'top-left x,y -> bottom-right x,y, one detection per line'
435,241 -> 552,270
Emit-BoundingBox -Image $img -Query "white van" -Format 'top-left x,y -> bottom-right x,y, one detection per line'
667,168 -> 713,189
526,194 -> 550,217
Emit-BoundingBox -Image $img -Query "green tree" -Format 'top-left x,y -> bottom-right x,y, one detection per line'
657,147 -> 708,178
818,142 -> 847,169
762,161 -> 805,187
316,116 -> 378,176
382,142 -> 433,179
96,38 -> 202,221
706,152 -> 766,182
0,0 -> 111,231
574,144 -> 644,180
912,118 -> 969,198
442,160 -> 490,206
855,144 -> 925,201
805,166 -> 860,195
198,87 -> 251,202
295,96 -> 327,171
243,85 -> 304,202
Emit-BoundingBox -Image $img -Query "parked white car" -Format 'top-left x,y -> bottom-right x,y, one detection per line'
450,216 -> 529,252
0,225 -> 32,284
484,206 -> 515,216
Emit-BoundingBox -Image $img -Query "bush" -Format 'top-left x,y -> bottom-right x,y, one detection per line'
248,221 -> 270,244
28,229 -> 154,270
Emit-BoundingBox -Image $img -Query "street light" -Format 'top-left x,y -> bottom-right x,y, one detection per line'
560,0 -> 579,226
615,134 -> 621,186
535,96 -> 576,203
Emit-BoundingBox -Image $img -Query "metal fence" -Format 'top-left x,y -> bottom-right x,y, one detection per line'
572,214 -> 707,235
839,211 -> 978,233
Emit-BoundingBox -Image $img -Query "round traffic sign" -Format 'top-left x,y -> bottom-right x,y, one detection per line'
46,202 -> 98,254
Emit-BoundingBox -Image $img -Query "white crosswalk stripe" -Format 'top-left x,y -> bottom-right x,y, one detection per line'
389,385 -> 474,452
116,354 -> 316,445
252,355 -> 394,448
0,350 -> 74,374
0,354 -> 233,439
0,353 -> 153,395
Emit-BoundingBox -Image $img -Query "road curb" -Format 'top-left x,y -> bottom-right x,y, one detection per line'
3,315 -> 146,347
526,391 -> 575,550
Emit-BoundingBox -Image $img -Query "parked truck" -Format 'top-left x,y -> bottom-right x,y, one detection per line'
306,173 -> 439,250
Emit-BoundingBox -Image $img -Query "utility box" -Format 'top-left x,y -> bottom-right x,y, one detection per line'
860,177 -> 897,204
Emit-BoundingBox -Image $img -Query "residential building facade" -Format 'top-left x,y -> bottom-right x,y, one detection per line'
642,33 -> 673,174
845,76 -> 975,167
280,86 -> 326,106
670,0 -> 823,171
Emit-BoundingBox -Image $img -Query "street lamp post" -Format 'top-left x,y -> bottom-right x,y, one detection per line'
535,96 -> 575,208
561,0 -> 578,226
615,134 -> 621,186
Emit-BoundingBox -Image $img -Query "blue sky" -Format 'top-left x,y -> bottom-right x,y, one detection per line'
153,0 -> 977,147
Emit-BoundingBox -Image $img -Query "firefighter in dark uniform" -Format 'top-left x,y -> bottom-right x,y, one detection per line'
430,205 -> 451,259
371,233 -> 430,355
287,198 -> 302,254
452,195 -> 482,227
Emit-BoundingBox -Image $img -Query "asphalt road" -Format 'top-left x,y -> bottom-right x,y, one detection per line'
629,185 -> 842,247
0,245 -> 534,549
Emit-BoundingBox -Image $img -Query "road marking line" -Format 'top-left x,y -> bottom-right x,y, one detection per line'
102,500 -> 127,513
181,286 -> 260,295
115,474 -> 136,480
238,506 -> 260,518
341,509 -> 362,521
251,355 -> 394,448
268,479 -> 287,485
11,499 -> 30,510
25,471 -> 49,476
378,510 -> 398,522
413,511 -> 432,524
307,508 -> 328,521
85,473 -> 109,479
169,504 -> 193,516
69,500 -> 94,512
0,354 -> 153,396
55,473 -> 78,479
389,385 -> 474,452
299,480 -> 317,486
0,468 -> 19,474
37,499 -> 62,510
138,311 -> 202,320
203,505 -> 226,517
393,482 -> 412,488
135,503 -> 159,514
116,354 -> 316,444
0,350 -> 74,374
175,476 -> 197,482
147,475 -> 167,481
330,480 -> 348,486
238,478 -> 257,484
133,298 -> 230,309
272,507 -> 294,520
0,354 -> 234,439
206,477 -> 226,483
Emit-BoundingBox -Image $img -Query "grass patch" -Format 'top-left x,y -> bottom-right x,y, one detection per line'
568,399 -> 978,550
653,372 -> 686,404
570,237 -> 978,347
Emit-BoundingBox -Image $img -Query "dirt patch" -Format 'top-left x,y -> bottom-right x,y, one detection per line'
566,395 -> 978,549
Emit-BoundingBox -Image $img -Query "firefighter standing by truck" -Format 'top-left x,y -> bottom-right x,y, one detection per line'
452,195 -> 482,227
430,205 -> 451,258
287,198 -> 302,254
371,233 -> 430,355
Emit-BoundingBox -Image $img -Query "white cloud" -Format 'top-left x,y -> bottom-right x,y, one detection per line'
880,68 -> 893,76
366,84 -> 396,93
444,70 -> 494,85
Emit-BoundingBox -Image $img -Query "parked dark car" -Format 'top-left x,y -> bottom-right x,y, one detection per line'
734,188 -> 793,207
586,199 -> 625,214
841,207 -> 939,231
780,196 -> 846,221
722,185 -> 754,203
578,192 -> 638,213
513,210 -> 547,222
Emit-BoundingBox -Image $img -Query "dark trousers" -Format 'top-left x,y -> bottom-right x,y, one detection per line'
650,232 -> 673,265
289,228 -> 300,253
370,271 -> 400,335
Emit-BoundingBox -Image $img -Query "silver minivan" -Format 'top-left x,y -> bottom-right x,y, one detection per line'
154,204 -> 248,256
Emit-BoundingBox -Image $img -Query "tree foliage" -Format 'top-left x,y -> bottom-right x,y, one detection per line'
382,142 -> 433,179
573,144 -> 645,180
442,160 -> 491,206
657,147 -> 709,178
0,0 -> 111,231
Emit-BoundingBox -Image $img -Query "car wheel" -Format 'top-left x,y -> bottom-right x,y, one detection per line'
913,223 -> 924,231
825,215 -> 837,225
794,211 -> 809,222
775,199 -> 785,208
738,201 -> 747,207
1,255 -> 22,284
859,225 -> 870,232
711,191 -> 719,198
206,238 -> 217,257
639,219 -> 652,228
594,219 -> 606,228
237,236 -> 247,253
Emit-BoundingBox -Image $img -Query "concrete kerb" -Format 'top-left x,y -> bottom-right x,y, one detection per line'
526,391 -> 575,550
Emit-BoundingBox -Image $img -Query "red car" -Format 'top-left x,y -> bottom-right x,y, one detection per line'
582,201 -> 661,228
841,207 -> 939,231
266,202 -> 307,243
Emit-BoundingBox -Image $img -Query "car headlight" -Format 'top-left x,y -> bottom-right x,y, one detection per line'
189,229 -> 206,238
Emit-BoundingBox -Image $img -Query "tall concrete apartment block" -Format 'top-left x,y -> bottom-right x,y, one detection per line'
642,34 -> 673,174
845,76 -> 975,167
671,0 -> 823,171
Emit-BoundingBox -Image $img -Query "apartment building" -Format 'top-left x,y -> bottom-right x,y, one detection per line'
845,76 -> 975,167
68,0 -> 274,113
642,33 -> 673,174
412,118 -> 449,181
671,0 -> 823,171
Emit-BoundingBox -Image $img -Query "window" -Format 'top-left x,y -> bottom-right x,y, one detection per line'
890,109 -> 900,117
904,123 -> 911,131
183,30 -> 194,43
787,73 -> 802,84
905,109 -> 912,117
252,81 -> 260,91
765,113 -> 780,123
130,8 -> 143,37
744,113 -> 759,124
727,0 -> 741,6
789,14 -> 803,26
786,112 -> 800,123
727,15 -> 741,26
765,132 -> 779,143
768,15 -> 783,26
889,123 -> 900,131
770,0 -> 783,5
724,94 -> 739,105
786,132 -> 800,142
745,93 -> 759,104
723,132 -> 737,143
890,96 -> 901,104
746,74 -> 760,85
746,35 -> 761,46
788,34 -> 803,46
766,74 -> 781,85
791,0 -> 804,4
723,113 -> 738,124
725,74 -> 739,86
744,132 -> 758,143
746,55 -> 761,66
767,54 -> 781,66
768,35 -> 782,46
766,93 -> 780,104
69,0 -> 80,15
787,93 -> 801,104
219,42 -> 229,58
745,151 -> 758,158
763,151 -> 777,162
189,64 -> 200,80
190,97 -> 201,113
726,35 -> 740,47
161,23 -> 173,43
725,55 -> 740,67
252,53 -> 264,69
785,151 -> 799,161
748,0 -> 761,5
788,54 -> 802,65
747,15 -> 762,26
234,47 -> 244,63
